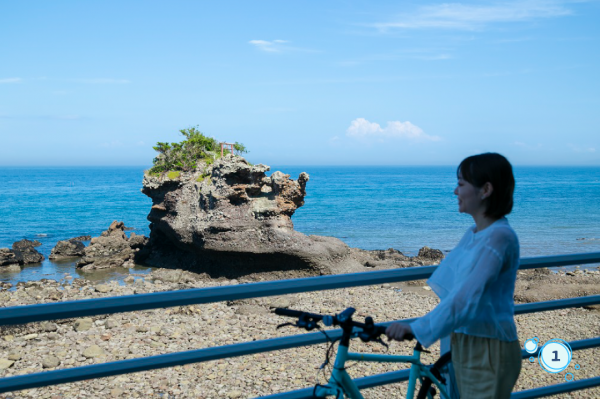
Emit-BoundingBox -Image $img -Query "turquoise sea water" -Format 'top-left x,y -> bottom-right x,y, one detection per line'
1,166 -> 599,284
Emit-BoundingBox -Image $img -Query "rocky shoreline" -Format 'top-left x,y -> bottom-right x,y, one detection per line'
1,156 -> 599,397
0,266 -> 599,398
1,156 -> 450,281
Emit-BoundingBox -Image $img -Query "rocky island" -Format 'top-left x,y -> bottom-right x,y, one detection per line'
138,155 -> 442,279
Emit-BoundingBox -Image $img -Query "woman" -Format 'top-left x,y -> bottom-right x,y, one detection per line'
386,153 -> 522,399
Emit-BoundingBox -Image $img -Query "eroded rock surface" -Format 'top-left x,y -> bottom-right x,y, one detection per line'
75,221 -> 149,271
0,240 -> 44,268
12,239 -> 45,264
140,156 -> 361,277
139,156 -> 443,278
0,248 -> 19,267
49,239 -> 86,260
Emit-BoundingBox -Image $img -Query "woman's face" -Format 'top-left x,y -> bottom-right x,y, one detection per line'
454,173 -> 485,216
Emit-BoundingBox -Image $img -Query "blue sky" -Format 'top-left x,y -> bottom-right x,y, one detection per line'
1,0 -> 599,166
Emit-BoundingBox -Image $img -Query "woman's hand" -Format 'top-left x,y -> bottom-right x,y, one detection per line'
385,322 -> 414,342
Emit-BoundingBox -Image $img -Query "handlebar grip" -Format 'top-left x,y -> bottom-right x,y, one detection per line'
375,326 -> 388,336
378,325 -> 415,341
274,308 -> 305,318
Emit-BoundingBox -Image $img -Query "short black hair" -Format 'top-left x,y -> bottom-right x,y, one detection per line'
457,153 -> 515,219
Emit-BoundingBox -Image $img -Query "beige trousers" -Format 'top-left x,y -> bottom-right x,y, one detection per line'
451,333 -> 521,399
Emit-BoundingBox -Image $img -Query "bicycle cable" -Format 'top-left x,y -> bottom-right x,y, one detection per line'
313,325 -> 337,386
314,325 -> 351,398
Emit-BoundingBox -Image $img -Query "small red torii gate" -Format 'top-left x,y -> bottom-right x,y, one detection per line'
220,142 -> 235,157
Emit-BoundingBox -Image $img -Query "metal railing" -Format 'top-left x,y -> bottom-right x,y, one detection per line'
0,252 -> 599,397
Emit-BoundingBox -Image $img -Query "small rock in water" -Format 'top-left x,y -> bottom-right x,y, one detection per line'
124,276 -> 135,284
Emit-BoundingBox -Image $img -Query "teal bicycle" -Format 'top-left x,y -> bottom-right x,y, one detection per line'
275,307 -> 452,399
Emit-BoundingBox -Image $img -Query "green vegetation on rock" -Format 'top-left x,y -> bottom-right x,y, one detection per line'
196,173 -> 211,183
167,171 -> 181,179
148,126 -> 248,175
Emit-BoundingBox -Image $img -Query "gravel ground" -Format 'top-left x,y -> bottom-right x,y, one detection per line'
0,267 -> 599,398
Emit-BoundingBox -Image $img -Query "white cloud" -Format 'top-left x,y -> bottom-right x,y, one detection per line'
374,1 -> 572,31
249,39 -> 289,53
249,39 -> 319,54
346,118 -> 441,142
0,78 -> 22,84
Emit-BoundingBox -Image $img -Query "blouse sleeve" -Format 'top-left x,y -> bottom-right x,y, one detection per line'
410,229 -> 514,348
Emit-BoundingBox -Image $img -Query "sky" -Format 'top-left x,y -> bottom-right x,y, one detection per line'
1,0 -> 599,166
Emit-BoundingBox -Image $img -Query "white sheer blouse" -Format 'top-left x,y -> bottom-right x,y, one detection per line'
410,217 -> 520,348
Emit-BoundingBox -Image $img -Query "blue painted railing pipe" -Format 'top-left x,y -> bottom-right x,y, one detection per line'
0,265 -> 437,326
510,376 -> 600,399
1,297 -> 598,394
259,337 -> 600,399
1,252 -> 599,326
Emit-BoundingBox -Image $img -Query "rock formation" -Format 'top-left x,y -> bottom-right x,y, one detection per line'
75,221 -> 148,271
50,240 -> 86,260
0,240 -> 44,269
139,156 -> 443,279
0,248 -> 20,270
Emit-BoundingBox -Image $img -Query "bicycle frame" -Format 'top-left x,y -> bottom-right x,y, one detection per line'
314,341 -> 450,399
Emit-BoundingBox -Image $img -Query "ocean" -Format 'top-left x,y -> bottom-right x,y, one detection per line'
1,166 -> 599,284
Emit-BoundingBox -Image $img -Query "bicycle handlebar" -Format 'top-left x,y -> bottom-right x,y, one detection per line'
275,307 -> 403,343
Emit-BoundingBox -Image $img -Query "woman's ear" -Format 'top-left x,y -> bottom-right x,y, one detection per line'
481,182 -> 494,200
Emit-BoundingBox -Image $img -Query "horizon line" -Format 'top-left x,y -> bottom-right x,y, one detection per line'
1,164 -> 600,168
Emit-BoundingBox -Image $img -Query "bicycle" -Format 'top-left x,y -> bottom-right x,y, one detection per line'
275,307 -> 452,399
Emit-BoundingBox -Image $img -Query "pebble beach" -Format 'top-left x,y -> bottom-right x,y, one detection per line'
1,266 -> 599,399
